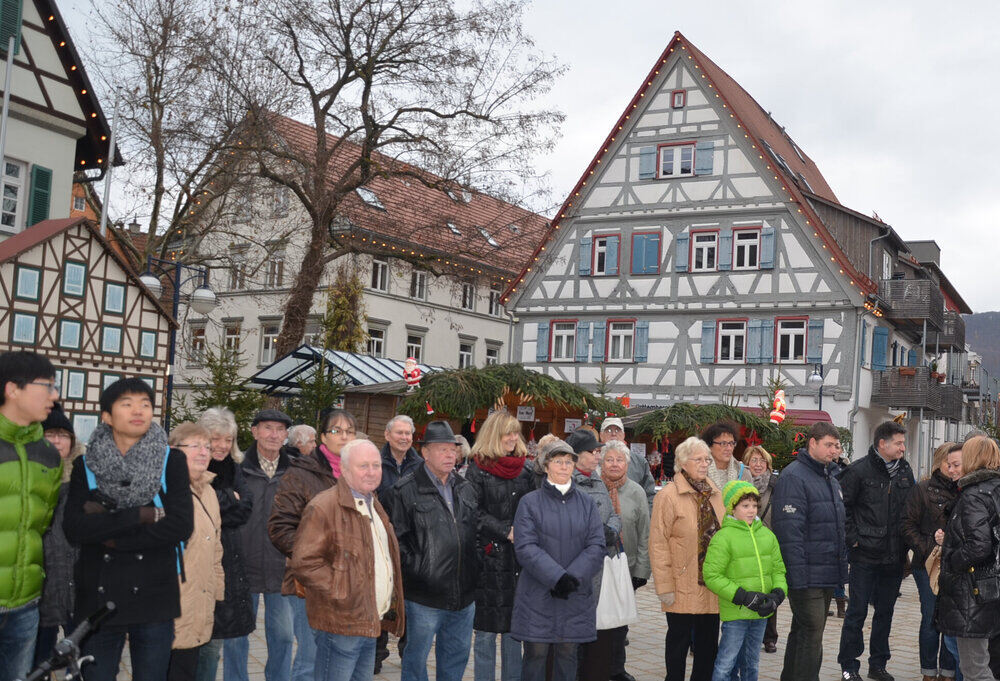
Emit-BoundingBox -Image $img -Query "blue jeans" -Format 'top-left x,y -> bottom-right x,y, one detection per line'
0,603 -> 39,681
943,636 -> 962,681
521,642 -> 577,681
837,563 -> 903,673
912,567 -> 957,676
289,596 -> 316,681
314,631 -> 376,681
712,619 -> 767,681
195,638 -> 223,681
80,619 -> 174,681
224,593 -> 294,681
473,630 -> 521,681
401,600 -> 474,681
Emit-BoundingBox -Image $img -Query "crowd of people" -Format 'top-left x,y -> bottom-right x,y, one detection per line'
5,348 -> 1000,681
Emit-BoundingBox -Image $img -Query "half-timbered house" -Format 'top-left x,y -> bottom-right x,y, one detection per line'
0,217 -> 175,441
505,31 -> 977,470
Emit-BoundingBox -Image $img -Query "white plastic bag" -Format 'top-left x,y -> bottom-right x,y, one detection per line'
595,551 -> 639,630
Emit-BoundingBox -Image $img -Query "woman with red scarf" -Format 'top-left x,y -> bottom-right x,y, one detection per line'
466,411 -> 535,681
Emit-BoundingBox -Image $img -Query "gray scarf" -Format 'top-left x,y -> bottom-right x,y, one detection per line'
85,422 -> 170,507
752,471 -> 771,493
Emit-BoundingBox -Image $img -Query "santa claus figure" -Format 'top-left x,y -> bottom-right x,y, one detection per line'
769,389 -> 787,425
403,357 -> 422,390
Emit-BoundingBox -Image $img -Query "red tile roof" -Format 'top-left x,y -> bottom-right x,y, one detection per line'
502,31 -> 877,303
268,116 -> 549,279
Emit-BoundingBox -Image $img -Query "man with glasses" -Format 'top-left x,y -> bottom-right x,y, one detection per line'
700,421 -> 752,492
0,351 -> 62,680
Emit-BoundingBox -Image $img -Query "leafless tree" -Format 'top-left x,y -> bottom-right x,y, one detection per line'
207,0 -> 564,356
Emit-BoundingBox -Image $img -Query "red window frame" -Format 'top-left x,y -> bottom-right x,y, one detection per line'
591,233 -> 621,277
656,140 -> 697,179
629,230 -> 662,275
774,315 -> 809,364
604,317 -> 637,363
715,317 -> 749,363
670,89 -> 687,109
548,318 -> 579,362
732,226 -> 762,270
689,228 -> 720,272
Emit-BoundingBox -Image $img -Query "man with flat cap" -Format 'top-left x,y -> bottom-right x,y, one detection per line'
383,420 -> 480,681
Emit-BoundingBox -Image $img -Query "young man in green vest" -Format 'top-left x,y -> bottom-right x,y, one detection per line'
0,351 -> 62,680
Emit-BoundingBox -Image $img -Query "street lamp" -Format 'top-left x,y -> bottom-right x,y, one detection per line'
808,363 -> 825,411
141,256 -> 218,431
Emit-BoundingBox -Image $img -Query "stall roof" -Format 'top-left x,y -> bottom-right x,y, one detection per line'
246,345 -> 441,396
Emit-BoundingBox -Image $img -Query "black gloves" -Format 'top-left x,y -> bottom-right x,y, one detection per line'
631,577 -> 648,590
769,588 -> 785,607
551,573 -> 581,600
603,525 -> 619,547
756,595 -> 778,618
732,587 -> 769,613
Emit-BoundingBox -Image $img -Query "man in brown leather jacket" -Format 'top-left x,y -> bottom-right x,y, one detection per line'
290,439 -> 404,681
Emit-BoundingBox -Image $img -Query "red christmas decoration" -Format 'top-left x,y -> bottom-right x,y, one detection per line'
425,401 -> 434,415
471,418 -> 476,433
745,430 -> 763,447
403,357 -> 422,390
769,389 -> 787,425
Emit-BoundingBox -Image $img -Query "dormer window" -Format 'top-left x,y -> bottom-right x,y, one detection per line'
447,189 -> 472,204
671,89 -> 687,109
447,222 -> 462,236
356,187 -> 385,210
507,223 -> 521,235
479,227 -> 500,248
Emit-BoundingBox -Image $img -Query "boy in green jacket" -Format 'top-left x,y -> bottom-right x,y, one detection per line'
703,480 -> 788,681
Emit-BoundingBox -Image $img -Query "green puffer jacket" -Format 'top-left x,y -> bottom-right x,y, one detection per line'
0,413 -> 62,610
702,515 -> 788,622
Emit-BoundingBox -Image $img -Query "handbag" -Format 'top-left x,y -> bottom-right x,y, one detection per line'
925,545 -> 941,595
595,550 -> 639,630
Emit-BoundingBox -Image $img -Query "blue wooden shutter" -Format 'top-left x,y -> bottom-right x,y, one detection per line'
747,319 -> 763,364
695,140 -> 714,175
578,237 -> 592,276
646,233 -> 661,273
592,321 -> 606,361
638,146 -> 657,180
760,225 -> 776,269
27,165 -> 52,226
761,319 -> 775,362
575,322 -> 591,363
860,320 -> 867,366
806,318 -> 824,364
605,236 -> 619,276
635,320 -> 650,362
907,348 -> 917,367
718,227 -> 733,271
700,321 -> 716,364
872,327 -> 889,371
535,323 -> 550,362
631,233 -> 645,275
675,233 -> 690,272
0,0 -> 22,56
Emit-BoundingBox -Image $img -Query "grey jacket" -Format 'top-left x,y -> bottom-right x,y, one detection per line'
627,450 -> 657,511
616,478 -> 651,580
572,470 -> 621,598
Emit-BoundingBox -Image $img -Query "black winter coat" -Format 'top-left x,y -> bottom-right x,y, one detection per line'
840,448 -> 914,566
39,484 -> 78,627
936,468 -> 1000,638
771,449 -> 847,589
383,465 -> 481,611
208,457 -> 255,639
902,469 -> 958,569
465,460 -> 535,632
238,445 -> 291,594
64,448 -> 193,626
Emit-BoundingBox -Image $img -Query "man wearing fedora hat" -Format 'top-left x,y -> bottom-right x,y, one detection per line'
383,420 -> 480,681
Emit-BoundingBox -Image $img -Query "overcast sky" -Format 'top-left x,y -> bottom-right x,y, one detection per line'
62,0 -> 1000,311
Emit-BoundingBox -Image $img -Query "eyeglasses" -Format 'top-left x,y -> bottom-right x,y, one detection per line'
712,440 -> 737,448
547,458 -> 575,467
176,443 -> 211,451
324,427 -> 356,437
45,431 -> 72,441
28,381 -> 59,395
689,456 -> 712,465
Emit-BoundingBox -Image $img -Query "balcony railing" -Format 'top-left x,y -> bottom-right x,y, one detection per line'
871,366 -> 943,413
939,383 -> 964,421
924,311 -> 965,352
879,279 -> 945,331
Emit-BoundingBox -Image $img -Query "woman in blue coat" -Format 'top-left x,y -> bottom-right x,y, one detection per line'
510,439 -> 606,681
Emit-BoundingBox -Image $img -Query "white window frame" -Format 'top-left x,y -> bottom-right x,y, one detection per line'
15,266 -> 39,300
485,344 -> 501,365
593,235 -> 615,276
229,256 -> 246,291
691,232 -> 718,272
776,319 -> 807,364
59,319 -> 82,350
139,330 -> 157,358
659,144 -> 695,178
63,262 -> 86,297
607,321 -> 635,363
72,195 -> 86,212
550,322 -> 576,362
367,327 -> 386,358
370,258 -> 389,292
189,325 -> 206,365
458,342 -> 474,369
11,313 -> 36,344
0,159 -> 26,232
224,323 -> 241,352
260,324 -> 279,365
266,256 -> 284,288
717,321 -> 747,364
460,283 -> 475,311
733,229 -> 760,270
671,90 -> 687,108
410,271 -> 427,300
406,334 -> 423,362
488,284 -> 502,316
